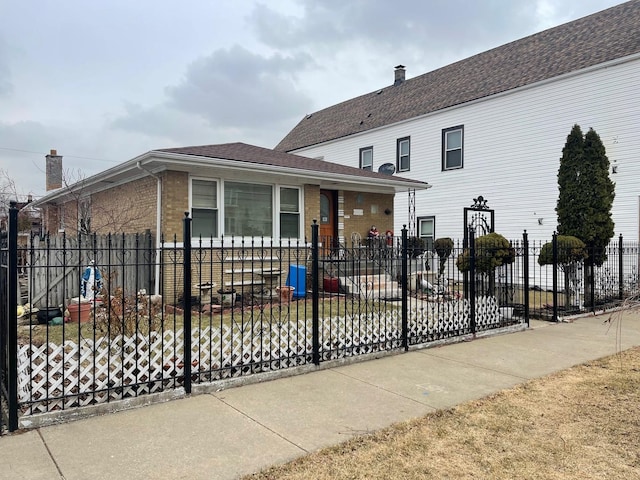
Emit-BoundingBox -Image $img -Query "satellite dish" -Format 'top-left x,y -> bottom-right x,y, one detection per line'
378,163 -> 396,175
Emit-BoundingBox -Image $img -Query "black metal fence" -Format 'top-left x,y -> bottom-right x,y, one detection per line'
1,208 -> 638,433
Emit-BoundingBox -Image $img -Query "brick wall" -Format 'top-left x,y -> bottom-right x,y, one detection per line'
342,191 -> 395,240
302,187 -> 394,243
303,184 -> 320,241
49,176 -> 158,235
91,176 -> 157,234
42,205 -> 59,234
162,171 -> 189,238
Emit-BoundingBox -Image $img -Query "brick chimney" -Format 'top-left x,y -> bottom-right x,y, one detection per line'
45,149 -> 63,191
394,65 -> 406,86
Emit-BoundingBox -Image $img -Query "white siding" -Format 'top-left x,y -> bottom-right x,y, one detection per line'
293,57 -> 640,242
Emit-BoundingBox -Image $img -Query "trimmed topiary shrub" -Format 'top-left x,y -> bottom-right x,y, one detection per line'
456,232 -> 514,274
537,235 -> 587,266
433,237 -> 454,277
407,236 -> 426,258
538,235 -> 586,310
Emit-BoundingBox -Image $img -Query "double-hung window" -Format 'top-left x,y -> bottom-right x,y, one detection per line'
418,216 -> 435,252
360,146 -> 373,171
191,179 -> 219,238
279,187 -> 300,238
442,126 -> 464,170
397,137 -> 410,172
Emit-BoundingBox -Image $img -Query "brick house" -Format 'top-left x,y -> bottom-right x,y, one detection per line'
35,143 -> 428,241
32,143 -> 429,299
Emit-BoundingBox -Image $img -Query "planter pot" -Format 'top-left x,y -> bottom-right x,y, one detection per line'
67,302 -> 92,323
276,286 -> 295,303
323,277 -> 340,293
217,289 -> 237,307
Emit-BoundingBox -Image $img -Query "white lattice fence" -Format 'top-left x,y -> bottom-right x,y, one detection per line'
320,312 -> 403,360
17,300 -> 507,415
410,298 -> 471,341
17,318 -> 317,415
474,296 -> 505,329
17,331 -> 187,414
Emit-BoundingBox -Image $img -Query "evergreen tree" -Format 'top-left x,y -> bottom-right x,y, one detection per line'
556,124 -> 586,238
581,128 -> 615,266
556,125 -> 615,266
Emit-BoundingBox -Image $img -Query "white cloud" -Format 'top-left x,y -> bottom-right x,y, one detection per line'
0,0 -> 627,197
166,45 -> 314,128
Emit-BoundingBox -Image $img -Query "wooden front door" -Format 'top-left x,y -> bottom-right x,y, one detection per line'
319,190 -> 337,253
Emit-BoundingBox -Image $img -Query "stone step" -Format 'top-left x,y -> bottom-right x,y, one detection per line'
337,275 -> 401,299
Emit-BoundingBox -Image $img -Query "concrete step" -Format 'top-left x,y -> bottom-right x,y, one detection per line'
338,275 -> 401,300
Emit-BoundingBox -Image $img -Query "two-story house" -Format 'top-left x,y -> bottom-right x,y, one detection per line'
276,0 -> 640,245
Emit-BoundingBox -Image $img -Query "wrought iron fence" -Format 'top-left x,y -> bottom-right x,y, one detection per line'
2,208 -> 639,433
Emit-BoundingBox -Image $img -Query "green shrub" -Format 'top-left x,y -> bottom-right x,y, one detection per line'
407,237 -> 426,258
538,235 -> 586,266
433,237 -> 454,276
456,233 -> 515,274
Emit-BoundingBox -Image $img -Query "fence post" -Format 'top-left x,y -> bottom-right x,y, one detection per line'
401,225 -> 408,351
182,212 -> 192,394
618,234 -> 624,301
311,220 -> 320,365
469,227 -> 476,335
590,261 -> 596,314
552,232 -> 558,322
6,202 -> 19,431
522,230 -> 530,327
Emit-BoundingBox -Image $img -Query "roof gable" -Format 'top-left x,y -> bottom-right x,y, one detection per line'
276,1 -> 640,152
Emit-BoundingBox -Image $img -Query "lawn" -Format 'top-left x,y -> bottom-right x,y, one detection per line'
245,345 -> 640,479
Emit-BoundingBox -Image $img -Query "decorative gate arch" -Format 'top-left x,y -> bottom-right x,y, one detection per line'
462,196 -> 496,304
463,196 -> 494,247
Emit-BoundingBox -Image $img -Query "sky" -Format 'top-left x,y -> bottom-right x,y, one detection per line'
0,0 -> 627,201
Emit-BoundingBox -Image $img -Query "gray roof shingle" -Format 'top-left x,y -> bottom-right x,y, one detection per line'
156,142 -> 428,186
275,0 -> 640,152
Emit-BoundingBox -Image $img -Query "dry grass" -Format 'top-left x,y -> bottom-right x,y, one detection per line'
246,346 -> 640,480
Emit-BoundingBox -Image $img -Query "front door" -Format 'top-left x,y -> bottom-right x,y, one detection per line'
320,190 -> 337,254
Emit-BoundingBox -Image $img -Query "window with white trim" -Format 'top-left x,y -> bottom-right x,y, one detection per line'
360,146 -> 373,171
191,179 -> 219,238
397,137 -> 410,172
279,187 -> 300,238
191,179 -> 302,239
418,216 -> 435,252
442,126 -> 463,170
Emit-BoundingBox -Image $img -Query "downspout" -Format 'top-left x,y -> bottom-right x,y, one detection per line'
137,161 -> 162,295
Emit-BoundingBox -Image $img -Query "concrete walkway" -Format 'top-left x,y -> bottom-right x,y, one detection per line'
1,311 -> 639,480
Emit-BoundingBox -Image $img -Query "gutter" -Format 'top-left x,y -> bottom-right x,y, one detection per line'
137,161 -> 162,296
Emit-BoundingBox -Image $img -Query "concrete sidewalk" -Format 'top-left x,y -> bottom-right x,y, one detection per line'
1,312 -> 639,480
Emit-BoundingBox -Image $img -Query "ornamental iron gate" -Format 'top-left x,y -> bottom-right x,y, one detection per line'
463,195 -> 495,247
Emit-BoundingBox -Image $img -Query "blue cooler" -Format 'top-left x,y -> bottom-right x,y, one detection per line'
286,265 -> 306,298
